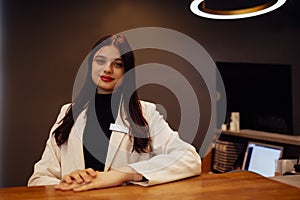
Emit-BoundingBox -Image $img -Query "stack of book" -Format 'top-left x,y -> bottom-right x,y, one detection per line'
213,140 -> 246,173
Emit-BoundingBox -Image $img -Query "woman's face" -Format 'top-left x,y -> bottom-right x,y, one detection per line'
91,45 -> 125,94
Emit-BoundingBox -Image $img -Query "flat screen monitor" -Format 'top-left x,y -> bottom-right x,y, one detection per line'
216,62 -> 293,135
242,142 -> 283,177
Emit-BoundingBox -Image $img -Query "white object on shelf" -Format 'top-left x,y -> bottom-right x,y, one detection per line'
229,112 -> 240,132
222,124 -> 227,131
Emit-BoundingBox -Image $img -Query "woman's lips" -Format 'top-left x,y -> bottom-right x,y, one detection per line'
100,75 -> 114,82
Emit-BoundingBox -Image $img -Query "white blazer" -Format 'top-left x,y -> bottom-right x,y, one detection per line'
28,101 -> 201,186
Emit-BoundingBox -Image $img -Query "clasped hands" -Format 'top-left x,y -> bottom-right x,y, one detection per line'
54,167 -> 143,192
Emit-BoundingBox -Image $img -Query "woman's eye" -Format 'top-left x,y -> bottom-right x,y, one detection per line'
95,59 -> 106,65
113,62 -> 124,68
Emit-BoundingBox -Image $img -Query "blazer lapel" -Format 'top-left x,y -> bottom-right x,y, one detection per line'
104,131 -> 126,171
105,104 -> 130,171
74,107 -> 88,140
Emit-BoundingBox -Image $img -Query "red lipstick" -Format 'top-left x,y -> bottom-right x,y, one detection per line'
100,75 -> 114,82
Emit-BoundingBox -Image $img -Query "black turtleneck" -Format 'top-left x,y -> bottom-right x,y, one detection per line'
83,92 -> 121,171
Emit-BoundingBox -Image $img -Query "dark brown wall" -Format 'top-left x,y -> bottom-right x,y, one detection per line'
1,0 -> 299,187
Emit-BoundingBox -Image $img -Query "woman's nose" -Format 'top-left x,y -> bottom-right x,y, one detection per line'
104,62 -> 113,73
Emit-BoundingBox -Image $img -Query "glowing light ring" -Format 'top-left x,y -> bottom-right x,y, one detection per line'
190,0 -> 286,19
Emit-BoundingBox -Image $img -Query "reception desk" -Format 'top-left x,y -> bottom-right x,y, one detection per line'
0,171 -> 299,200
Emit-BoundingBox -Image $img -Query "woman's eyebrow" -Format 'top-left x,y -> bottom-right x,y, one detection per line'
94,55 -> 122,61
115,58 -> 123,61
95,55 -> 106,58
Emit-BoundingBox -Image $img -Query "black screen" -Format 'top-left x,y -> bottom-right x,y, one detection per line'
217,62 -> 293,135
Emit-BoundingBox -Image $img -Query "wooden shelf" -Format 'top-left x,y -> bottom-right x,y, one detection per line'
222,129 -> 300,146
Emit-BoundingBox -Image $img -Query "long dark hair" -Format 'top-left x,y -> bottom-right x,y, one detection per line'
53,34 -> 151,153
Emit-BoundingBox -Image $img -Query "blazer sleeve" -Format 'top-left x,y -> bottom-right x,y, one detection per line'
27,104 -> 71,186
128,101 -> 201,186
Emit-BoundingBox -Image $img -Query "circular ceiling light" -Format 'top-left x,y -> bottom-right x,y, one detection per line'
190,0 -> 286,19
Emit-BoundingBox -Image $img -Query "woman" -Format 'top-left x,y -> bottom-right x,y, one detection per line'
28,34 -> 201,191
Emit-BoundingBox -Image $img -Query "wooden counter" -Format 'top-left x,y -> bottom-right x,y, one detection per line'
0,171 -> 299,200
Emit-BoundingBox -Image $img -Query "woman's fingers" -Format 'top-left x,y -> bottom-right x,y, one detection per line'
73,182 -> 96,192
86,168 -> 97,178
73,170 -> 86,183
55,181 -> 82,191
56,170 -> 129,192
62,175 -> 73,184
59,169 -> 98,187
77,170 -> 93,183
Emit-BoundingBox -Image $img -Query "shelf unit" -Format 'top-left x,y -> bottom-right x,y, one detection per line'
202,129 -> 300,173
